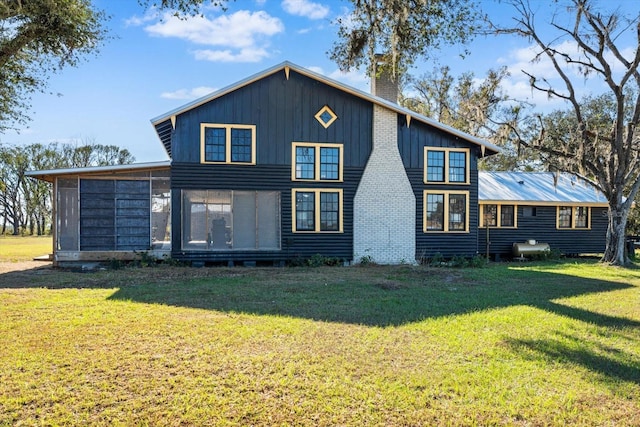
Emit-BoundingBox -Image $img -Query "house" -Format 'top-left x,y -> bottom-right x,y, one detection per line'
478,171 -> 609,258
26,61 -> 609,266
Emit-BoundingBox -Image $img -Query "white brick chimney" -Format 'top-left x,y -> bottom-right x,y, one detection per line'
353,60 -> 416,264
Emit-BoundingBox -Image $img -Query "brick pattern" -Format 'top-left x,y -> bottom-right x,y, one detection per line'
353,105 -> 416,264
370,70 -> 398,103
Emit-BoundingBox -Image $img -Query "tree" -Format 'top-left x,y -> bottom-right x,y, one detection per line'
491,0 -> 640,265
0,141 -> 135,235
329,0 -> 482,77
137,0 -> 229,16
400,66 -> 541,171
0,0 -> 107,131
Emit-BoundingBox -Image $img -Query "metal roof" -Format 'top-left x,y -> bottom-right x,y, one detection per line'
479,171 -> 608,205
150,61 -> 501,159
26,161 -> 171,182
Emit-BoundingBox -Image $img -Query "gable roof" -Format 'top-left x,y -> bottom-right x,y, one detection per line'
479,171 -> 608,206
150,61 -> 501,159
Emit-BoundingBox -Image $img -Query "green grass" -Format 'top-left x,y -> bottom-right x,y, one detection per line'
0,235 -> 52,262
0,246 -> 639,425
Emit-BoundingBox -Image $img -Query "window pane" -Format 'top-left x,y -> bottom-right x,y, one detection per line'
575,206 -> 588,228
320,192 -> 339,231
427,151 -> 445,182
449,194 -> 467,231
449,151 -> 467,182
559,206 -> 572,228
426,194 -> 444,231
57,179 -> 79,251
501,205 -> 515,227
483,204 -> 497,227
230,128 -> 252,162
320,147 -> 340,180
151,178 -> 171,249
296,147 -> 315,179
295,192 -> 315,231
204,127 -> 226,162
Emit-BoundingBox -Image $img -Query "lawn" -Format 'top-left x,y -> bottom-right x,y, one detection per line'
0,243 -> 639,425
0,235 -> 52,262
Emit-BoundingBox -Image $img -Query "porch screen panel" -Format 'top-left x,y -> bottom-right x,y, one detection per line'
257,191 -> 280,250
80,179 -> 115,250
151,177 -> 171,249
233,191 -> 257,249
181,190 -> 280,251
57,178 -> 79,251
115,180 -> 150,250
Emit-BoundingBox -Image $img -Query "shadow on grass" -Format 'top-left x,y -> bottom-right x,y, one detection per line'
98,264 -> 640,329
2,262 -> 639,329
508,332 -> 640,384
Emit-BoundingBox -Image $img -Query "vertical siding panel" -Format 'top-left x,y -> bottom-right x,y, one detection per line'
169,69 -> 373,263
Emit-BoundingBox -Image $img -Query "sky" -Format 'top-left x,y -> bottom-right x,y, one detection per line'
3,0 -> 638,163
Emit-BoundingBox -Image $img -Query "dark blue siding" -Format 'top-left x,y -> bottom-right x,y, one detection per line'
170,164 -> 362,263
172,70 -> 372,167
478,205 -> 608,257
168,69 -> 373,263
399,118 -> 482,259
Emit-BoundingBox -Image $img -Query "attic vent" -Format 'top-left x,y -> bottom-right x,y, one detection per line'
315,105 -> 337,129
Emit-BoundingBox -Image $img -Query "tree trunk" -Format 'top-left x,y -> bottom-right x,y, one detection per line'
602,204 -> 629,265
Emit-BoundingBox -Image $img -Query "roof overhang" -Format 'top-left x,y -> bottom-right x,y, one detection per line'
26,161 -> 171,183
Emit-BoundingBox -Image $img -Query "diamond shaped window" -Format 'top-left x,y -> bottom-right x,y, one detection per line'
315,105 -> 337,129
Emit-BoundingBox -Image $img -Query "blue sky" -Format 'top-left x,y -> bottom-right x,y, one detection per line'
3,0 -> 636,163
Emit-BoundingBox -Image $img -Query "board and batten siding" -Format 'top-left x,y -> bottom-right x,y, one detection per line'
398,118 -> 482,259
170,70 -> 372,167
168,69 -> 373,263
477,205 -> 608,257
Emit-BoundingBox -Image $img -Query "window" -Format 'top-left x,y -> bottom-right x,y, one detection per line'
558,206 -> 590,229
424,147 -> 469,184
523,206 -> 537,217
423,191 -> 469,232
575,206 -> 589,228
292,189 -> 343,233
315,105 -> 338,128
181,190 -> 280,250
480,204 -> 516,228
482,204 -> 498,227
201,124 -> 256,164
292,143 -> 343,182
501,205 -> 515,227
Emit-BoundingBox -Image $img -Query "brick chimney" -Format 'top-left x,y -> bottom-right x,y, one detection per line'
354,55 -> 415,265
370,55 -> 398,103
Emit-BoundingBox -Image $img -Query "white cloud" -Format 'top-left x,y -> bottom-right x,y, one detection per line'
282,0 -> 330,20
124,8 -> 160,27
306,65 -> 369,91
161,86 -> 217,100
193,48 -> 270,63
145,10 -> 283,48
